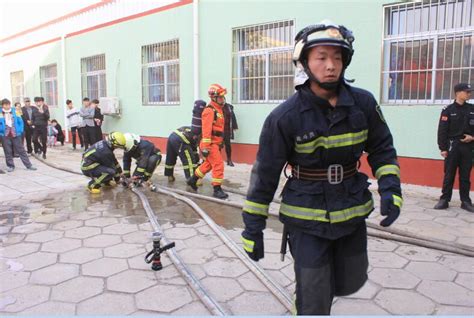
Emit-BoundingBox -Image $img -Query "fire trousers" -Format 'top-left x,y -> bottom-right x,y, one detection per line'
194,143 -> 224,186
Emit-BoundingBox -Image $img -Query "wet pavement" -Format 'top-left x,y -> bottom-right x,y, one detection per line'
0,146 -> 473,315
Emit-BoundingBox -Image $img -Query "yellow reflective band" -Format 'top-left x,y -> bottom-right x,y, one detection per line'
280,199 -> 374,223
144,172 -> 151,176
174,130 -> 190,144
295,130 -> 368,154
241,236 -> 255,253
165,165 -> 175,169
184,149 -> 194,177
392,194 -> 403,208
211,178 -> 223,184
375,164 -> 400,179
328,200 -> 374,223
84,149 -> 96,158
123,170 -> 130,173
81,162 -> 99,171
94,172 -> 108,186
243,200 -> 269,217
195,168 -> 205,178
202,138 -> 211,143
137,167 -> 145,172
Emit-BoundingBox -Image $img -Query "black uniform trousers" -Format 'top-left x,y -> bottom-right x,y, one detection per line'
289,222 -> 369,315
164,134 -> 197,179
24,125 -> 33,154
83,126 -> 97,150
70,126 -> 84,149
136,154 -> 162,181
440,141 -> 473,203
33,125 -> 47,155
82,165 -> 115,189
223,135 -> 232,162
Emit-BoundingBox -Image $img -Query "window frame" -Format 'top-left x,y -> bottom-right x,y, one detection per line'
381,0 -> 474,105
141,39 -> 180,106
81,54 -> 107,100
40,63 -> 58,107
232,20 -> 295,104
10,70 -> 24,104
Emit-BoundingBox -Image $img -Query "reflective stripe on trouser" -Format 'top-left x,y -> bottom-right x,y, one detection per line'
165,134 -> 197,179
194,143 -> 224,186
289,223 -> 368,315
82,165 -> 116,189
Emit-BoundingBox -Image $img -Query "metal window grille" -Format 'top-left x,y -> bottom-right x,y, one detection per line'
232,20 -> 295,103
382,0 -> 474,105
10,71 -> 24,104
40,64 -> 58,107
81,54 -> 106,100
142,39 -> 180,105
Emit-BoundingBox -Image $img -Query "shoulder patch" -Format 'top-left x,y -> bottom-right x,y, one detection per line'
375,104 -> 386,123
441,115 -> 448,121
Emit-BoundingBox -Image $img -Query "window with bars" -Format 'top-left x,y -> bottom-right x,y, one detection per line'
10,71 -> 24,104
40,64 -> 58,107
142,39 -> 180,105
232,20 -> 295,103
81,54 -> 106,100
382,0 -> 474,104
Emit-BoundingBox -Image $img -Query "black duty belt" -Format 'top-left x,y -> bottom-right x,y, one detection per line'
291,163 -> 358,184
212,130 -> 223,137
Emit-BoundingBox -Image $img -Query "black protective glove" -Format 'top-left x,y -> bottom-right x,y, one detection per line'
201,148 -> 210,158
241,230 -> 264,261
380,192 -> 402,227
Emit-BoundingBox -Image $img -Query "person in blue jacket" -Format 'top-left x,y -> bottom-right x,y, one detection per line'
0,98 -> 36,172
241,21 -> 402,315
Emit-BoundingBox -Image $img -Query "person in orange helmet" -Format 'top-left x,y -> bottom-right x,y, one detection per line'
187,84 -> 229,199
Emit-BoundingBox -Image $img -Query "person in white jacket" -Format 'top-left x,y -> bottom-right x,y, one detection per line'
65,99 -> 84,150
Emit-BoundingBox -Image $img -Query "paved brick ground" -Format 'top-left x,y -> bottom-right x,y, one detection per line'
0,147 -> 473,315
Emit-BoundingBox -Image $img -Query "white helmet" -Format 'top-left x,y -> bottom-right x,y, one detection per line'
124,133 -> 141,152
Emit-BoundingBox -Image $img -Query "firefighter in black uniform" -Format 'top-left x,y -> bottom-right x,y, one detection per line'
122,133 -> 162,184
81,132 -> 126,194
164,126 -> 200,182
240,21 -> 402,315
434,83 -> 474,212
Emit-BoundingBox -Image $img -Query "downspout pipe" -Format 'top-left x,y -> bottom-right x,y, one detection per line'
193,0 -> 199,101
61,35 -> 69,142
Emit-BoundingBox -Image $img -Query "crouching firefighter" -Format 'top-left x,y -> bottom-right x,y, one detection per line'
164,126 -> 200,182
81,132 -> 126,194
241,21 -> 402,315
122,133 -> 162,185
187,84 -> 229,199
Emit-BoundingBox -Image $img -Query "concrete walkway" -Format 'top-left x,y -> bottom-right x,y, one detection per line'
0,146 -> 473,315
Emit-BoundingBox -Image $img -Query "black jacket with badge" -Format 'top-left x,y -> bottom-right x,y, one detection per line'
81,140 -> 122,173
123,140 -> 161,177
243,83 -> 402,240
437,102 -> 474,151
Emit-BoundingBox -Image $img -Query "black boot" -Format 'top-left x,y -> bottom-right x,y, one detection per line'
213,185 -> 228,199
460,201 -> 474,213
434,199 -> 449,210
227,160 -> 234,167
187,175 -> 198,190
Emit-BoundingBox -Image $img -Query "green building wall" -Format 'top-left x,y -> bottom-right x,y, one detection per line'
1,0 -> 444,162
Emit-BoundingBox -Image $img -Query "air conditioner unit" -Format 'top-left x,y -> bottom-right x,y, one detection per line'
99,97 -> 121,116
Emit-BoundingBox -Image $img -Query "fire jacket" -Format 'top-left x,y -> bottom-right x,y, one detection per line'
243,83 -> 402,239
200,101 -> 225,150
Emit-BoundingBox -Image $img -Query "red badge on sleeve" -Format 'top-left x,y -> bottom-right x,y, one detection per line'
441,116 -> 448,121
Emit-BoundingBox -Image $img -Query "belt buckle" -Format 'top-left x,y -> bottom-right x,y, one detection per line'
328,164 -> 343,185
